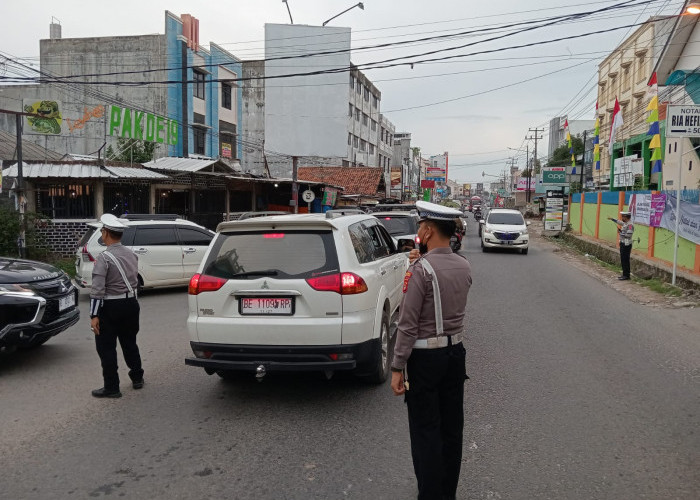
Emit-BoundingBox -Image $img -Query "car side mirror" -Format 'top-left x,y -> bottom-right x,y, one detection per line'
526,221 -> 531,226
396,238 -> 415,252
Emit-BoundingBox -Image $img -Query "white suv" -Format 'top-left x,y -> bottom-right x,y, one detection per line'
75,215 -> 214,290
185,210 -> 409,384
480,209 -> 530,254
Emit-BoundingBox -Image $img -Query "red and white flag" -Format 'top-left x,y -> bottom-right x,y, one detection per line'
647,72 -> 658,96
608,97 -> 623,153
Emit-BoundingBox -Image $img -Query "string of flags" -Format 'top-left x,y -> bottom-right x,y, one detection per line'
566,119 -> 577,175
646,72 -> 662,174
593,102 -> 600,171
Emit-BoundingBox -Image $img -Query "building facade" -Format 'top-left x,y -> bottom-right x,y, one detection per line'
547,116 -> 595,158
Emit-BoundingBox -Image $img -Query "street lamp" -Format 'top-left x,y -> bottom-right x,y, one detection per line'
282,0 -> 293,24
687,3 -> 700,14
322,2 -> 364,26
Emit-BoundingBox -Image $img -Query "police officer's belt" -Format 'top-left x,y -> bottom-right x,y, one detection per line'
103,291 -> 138,300
413,333 -> 462,349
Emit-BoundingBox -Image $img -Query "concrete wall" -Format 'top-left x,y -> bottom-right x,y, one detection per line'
0,34 -> 168,158
241,60 -> 266,175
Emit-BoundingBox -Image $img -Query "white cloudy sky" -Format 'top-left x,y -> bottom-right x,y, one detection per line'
0,0 -> 685,183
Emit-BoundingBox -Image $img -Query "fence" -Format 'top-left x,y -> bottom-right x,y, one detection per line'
569,190 -> 700,276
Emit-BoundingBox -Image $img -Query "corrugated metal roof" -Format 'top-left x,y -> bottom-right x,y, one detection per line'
144,157 -> 225,173
103,166 -> 170,179
2,163 -> 115,179
0,130 -> 64,162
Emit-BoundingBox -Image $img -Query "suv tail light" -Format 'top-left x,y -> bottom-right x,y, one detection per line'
189,274 -> 227,295
82,245 -> 95,262
306,272 -> 368,295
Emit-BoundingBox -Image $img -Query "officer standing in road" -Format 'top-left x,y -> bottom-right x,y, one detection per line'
90,214 -> 143,398
391,201 -> 473,500
608,210 -> 635,281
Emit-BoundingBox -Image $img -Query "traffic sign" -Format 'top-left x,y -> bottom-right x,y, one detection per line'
302,190 -> 315,203
666,105 -> 700,137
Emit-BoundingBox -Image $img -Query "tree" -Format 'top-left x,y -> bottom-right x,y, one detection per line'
548,136 -> 584,168
105,138 -> 155,163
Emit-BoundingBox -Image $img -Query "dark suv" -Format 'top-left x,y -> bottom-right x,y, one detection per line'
0,257 -> 80,352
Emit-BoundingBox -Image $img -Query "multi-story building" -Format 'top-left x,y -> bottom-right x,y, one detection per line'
596,15 -> 682,188
377,114 -> 395,197
0,12 -> 243,162
547,116 -> 595,158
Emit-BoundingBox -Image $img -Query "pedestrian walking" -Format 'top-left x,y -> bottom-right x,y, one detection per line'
90,214 -> 143,398
391,200 -> 473,500
608,210 -> 635,281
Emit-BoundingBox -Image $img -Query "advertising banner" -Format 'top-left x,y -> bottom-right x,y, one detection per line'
221,143 -> 232,158
542,167 -> 567,184
23,99 -> 63,135
630,193 -> 666,227
322,187 -> 338,206
545,190 -> 564,231
659,194 -> 700,245
421,180 -> 435,188
390,167 -> 402,187
108,105 -> 179,146
516,178 -> 536,191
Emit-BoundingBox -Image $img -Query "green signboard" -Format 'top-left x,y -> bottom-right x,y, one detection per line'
542,169 -> 567,184
108,105 -> 178,146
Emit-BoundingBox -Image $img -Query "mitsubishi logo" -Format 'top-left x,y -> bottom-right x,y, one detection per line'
59,283 -> 67,294
261,280 -> 270,290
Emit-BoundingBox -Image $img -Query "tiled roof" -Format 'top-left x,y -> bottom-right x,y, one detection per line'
0,130 -> 64,162
298,167 -> 384,196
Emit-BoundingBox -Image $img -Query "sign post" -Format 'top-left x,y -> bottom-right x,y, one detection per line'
545,189 -> 565,231
665,104 -> 700,285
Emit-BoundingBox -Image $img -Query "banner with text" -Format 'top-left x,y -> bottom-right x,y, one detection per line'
659,194 -> 700,245
108,105 -> 179,146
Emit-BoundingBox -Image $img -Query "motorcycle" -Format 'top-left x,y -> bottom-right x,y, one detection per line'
449,232 -> 462,253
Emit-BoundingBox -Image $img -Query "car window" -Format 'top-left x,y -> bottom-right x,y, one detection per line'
133,227 -> 178,246
78,227 -> 98,247
203,230 -> 339,280
365,224 -> 391,260
487,213 -> 524,225
178,227 -> 213,246
375,224 -> 397,253
375,215 -> 416,236
96,227 -> 135,247
348,222 -> 374,264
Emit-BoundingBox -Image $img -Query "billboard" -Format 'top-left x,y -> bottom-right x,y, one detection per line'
264,24 -> 351,157
23,99 -> 63,135
390,167 -> 402,187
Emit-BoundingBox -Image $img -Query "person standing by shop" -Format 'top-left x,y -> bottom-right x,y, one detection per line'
608,210 -> 635,281
90,214 -> 143,398
391,201 -> 473,500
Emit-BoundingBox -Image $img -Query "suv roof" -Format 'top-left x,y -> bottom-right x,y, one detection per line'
216,213 -> 370,233
87,216 -> 207,228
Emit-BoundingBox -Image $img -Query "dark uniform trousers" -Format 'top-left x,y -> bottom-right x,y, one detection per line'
405,342 -> 467,500
95,298 -> 142,392
620,243 -> 632,278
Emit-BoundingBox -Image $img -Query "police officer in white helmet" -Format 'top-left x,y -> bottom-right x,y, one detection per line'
89,214 -> 143,398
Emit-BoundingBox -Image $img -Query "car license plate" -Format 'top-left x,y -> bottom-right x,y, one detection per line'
240,297 -> 293,315
506,240 -> 513,245
58,293 -> 75,311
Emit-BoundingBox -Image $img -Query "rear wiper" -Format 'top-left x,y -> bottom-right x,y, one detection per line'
229,270 -> 279,278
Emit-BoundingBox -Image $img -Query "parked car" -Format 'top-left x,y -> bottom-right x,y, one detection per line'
480,209 -> 530,254
75,214 -> 215,291
0,257 -> 79,352
185,210 -> 410,384
372,210 -> 420,251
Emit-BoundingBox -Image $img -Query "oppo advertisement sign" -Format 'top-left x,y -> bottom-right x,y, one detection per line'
542,168 -> 567,184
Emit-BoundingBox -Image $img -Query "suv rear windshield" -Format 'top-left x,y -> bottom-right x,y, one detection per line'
375,216 -> 417,236
203,230 -> 339,280
487,213 -> 524,225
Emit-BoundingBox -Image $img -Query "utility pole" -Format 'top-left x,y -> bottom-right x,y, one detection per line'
580,130 -> 587,192
292,156 -> 299,214
16,114 -> 26,258
527,127 -> 544,203
526,143 -> 530,202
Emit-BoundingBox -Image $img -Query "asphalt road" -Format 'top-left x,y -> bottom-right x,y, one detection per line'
1,219 -> 699,499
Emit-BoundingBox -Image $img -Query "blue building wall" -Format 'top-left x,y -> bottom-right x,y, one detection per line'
164,15 -> 242,159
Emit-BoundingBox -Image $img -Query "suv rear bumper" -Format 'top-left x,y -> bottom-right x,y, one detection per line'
185,338 -> 381,374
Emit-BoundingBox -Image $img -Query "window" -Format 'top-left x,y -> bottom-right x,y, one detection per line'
133,227 -> 178,246
356,107 -> 360,121
356,82 -> 362,95
372,95 -> 378,108
353,136 -> 359,148
371,120 -> 376,131
350,75 -> 354,89
221,83 -> 232,109
362,113 -> 368,126
675,142 -> 678,153
364,85 -> 369,101
348,133 -> 352,145
369,143 -> 375,154
381,127 -> 385,141
194,127 -> 206,155
37,183 -> 94,219
348,223 -> 374,264
349,104 -> 354,117
360,139 -> 366,152
365,223 -> 391,260
690,161 -> 693,171
194,70 -> 206,100
669,143 -> 672,154
178,228 -> 214,246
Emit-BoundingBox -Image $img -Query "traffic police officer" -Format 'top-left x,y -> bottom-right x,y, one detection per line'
391,201 -> 473,500
608,210 -> 635,281
90,214 -> 143,398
